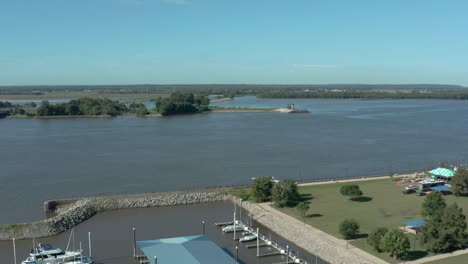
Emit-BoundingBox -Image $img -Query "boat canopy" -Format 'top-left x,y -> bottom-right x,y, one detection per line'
431,185 -> 451,192
404,220 -> 426,228
137,235 -> 238,264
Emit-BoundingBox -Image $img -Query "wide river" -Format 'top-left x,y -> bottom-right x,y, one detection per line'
1,97 -> 468,223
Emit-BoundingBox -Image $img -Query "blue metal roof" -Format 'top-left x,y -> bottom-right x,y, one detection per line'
404,220 -> 426,228
431,185 -> 451,192
137,235 -> 238,264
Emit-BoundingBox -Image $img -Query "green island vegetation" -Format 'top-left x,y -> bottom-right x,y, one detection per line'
229,170 -> 468,264
155,92 -> 210,116
0,92 -> 214,117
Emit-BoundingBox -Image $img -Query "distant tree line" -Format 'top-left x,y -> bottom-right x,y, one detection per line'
0,101 -> 13,108
36,98 -> 148,116
2,84 -> 466,98
155,92 -> 210,116
257,90 -> 468,100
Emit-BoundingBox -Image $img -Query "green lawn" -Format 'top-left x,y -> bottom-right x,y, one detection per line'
274,178 -> 468,263
425,253 -> 468,264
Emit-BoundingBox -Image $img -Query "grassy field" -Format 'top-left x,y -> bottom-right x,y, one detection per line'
273,178 -> 468,263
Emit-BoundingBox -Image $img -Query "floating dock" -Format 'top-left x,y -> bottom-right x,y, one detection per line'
216,219 -> 304,263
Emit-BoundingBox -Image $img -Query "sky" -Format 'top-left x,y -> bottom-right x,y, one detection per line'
1,0 -> 468,86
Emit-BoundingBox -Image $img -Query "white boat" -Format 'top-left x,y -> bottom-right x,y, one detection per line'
222,222 -> 245,232
21,230 -> 93,264
22,253 -> 93,264
239,234 -> 257,242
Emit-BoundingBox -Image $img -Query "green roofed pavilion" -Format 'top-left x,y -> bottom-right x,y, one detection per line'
136,235 -> 238,264
429,167 -> 455,178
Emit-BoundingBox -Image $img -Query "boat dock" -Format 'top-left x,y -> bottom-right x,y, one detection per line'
216,220 -> 305,263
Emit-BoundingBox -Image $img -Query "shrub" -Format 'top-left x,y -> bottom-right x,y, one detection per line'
339,184 -> 363,199
339,218 -> 360,240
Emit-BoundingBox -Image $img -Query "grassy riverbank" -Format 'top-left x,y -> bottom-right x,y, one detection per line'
274,178 -> 468,263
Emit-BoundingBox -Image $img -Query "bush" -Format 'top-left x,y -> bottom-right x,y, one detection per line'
367,227 -> 388,252
339,218 -> 360,240
339,184 -> 363,199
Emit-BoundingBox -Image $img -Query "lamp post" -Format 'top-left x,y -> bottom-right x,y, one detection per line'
132,227 -> 136,258
239,199 -> 243,223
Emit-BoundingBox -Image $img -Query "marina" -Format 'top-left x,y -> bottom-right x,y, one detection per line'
2,202 -> 325,264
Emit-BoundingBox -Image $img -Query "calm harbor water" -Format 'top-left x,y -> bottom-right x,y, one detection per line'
0,202 -> 324,264
1,98 -> 468,224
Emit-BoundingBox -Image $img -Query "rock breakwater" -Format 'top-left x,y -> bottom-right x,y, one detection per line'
0,191 -> 228,240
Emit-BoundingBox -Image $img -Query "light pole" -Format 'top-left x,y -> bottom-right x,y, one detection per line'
132,227 -> 136,258
239,199 -> 243,223
286,245 -> 289,264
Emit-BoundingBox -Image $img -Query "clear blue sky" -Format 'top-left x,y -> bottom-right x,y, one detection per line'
1,0 -> 467,86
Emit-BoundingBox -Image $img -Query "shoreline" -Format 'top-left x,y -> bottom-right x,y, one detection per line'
0,191 -> 229,240
0,171 -> 415,240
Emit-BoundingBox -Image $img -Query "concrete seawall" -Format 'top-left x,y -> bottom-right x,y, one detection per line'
0,191 -> 229,240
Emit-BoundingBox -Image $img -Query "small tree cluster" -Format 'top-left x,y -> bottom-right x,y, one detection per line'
367,227 -> 388,252
339,184 -> 363,200
419,191 -> 467,253
339,218 -> 360,240
251,176 -> 273,202
272,179 -> 299,207
420,202 -> 467,253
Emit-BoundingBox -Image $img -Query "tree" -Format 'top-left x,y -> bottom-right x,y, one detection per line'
367,227 -> 389,252
420,203 -> 467,253
272,179 -> 300,207
452,168 -> 468,196
339,218 -> 360,240
339,185 -> 363,200
296,201 -> 310,220
380,229 -> 410,259
251,176 -> 273,203
37,100 -> 51,116
421,191 -> 446,220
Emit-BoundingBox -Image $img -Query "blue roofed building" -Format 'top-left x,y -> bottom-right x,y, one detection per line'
137,235 -> 238,264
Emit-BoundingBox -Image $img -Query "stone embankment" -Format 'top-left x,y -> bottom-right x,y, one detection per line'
0,191 -> 229,240
234,198 -> 387,264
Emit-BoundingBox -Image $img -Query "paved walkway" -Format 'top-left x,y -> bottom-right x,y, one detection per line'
240,199 -> 389,264
406,248 -> 468,264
